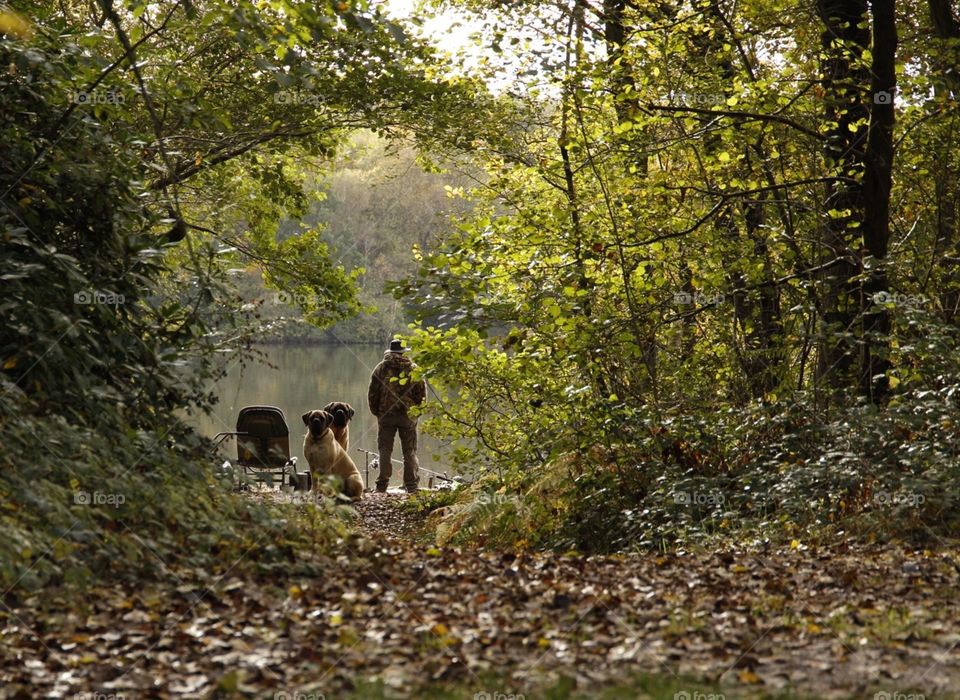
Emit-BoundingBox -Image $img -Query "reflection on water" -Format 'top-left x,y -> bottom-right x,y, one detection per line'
192,344 -> 453,488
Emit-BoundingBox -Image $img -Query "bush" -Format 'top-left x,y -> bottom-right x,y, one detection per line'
0,16 -> 350,594
424,312 -> 960,552
0,392 -> 353,593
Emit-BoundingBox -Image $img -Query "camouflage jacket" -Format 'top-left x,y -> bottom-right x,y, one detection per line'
367,351 -> 426,418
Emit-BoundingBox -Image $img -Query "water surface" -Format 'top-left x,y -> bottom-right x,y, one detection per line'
192,344 -> 453,488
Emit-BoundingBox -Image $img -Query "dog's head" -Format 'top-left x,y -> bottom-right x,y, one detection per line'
302,409 -> 333,438
322,401 -> 355,428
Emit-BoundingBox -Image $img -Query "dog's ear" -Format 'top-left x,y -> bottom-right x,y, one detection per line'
320,410 -> 334,431
322,401 -> 335,413
302,411 -> 311,426
347,404 -> 355,419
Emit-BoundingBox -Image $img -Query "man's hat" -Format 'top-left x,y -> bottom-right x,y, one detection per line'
389,338 -> 410,353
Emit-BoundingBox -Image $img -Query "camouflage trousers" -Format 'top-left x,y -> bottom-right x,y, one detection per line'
375,413 -> 420,492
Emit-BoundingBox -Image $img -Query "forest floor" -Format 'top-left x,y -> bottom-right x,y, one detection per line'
2,490 -> 960,699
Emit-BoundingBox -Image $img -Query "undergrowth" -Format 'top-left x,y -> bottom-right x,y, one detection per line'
432,379 -> 960,553
0,392 -> 353,595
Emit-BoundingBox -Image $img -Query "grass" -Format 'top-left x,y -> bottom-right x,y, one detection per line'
333,671 -> 835,700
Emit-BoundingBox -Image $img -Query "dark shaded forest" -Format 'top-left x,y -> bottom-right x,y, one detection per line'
3,0 -> 960,697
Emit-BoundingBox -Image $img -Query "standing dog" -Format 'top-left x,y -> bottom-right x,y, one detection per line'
302,409 -> 364,500
322,401 -> 355,452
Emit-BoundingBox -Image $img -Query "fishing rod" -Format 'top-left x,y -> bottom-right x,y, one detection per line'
355,447 -> 462,490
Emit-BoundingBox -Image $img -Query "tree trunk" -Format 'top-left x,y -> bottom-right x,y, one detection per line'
928,0 -> 960,323
814,0 -> 896,400
814,0 -> 870,391
859,0 -> 897,399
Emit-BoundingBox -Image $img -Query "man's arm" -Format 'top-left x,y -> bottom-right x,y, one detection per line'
410,378 -> 426,406
368,368 -> 382,417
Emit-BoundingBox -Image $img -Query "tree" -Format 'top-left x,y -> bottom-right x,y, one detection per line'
0,0 -> 489,589
815,0 -> 897,399
392,0 -> 960,548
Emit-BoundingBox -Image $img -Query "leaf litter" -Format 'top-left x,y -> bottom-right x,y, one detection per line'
2,491 -> 959,698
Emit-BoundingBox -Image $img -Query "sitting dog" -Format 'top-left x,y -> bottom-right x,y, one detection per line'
302,409 -> 363,500
322,401 -> 355,452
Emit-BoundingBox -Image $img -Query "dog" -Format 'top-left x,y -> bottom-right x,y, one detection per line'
321,401 -> 355,452
302,409 -> 364,500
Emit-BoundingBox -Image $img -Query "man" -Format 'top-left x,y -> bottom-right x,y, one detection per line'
367,338 -> 426,493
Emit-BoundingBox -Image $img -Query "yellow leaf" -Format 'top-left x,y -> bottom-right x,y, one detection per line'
3,357 -> 17,370
217,671 -> 240,693
79,654 -> 97,664
538,637 -> 550,648
790,539 -> 801,549
738,669 -> 762,684
288,584 -> 302,599
431,623 -> 449,637
330,612 -> 342,626
425,546 -> 441,556
0,11 -> 32,38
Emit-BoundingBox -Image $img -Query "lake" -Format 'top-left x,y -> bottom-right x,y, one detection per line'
191,344 -> 454,488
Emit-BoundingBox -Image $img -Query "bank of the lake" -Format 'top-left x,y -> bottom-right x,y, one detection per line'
193,344 -> 453,489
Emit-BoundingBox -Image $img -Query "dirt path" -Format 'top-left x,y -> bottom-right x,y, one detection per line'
3,492 -> 960,699
354,490 -> 431,542
349,496 -> 960,698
